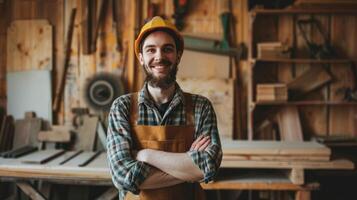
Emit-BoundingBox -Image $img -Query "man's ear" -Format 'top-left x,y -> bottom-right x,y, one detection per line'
176,52 -> 183,63
139,53 -> 144,65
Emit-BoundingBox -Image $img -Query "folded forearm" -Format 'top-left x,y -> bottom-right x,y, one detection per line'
140,167 -> 184,189
137,149 -> 203,181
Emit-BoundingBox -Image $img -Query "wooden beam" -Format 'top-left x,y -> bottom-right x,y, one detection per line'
221,159 -> 354,169
95,187 -> 118,200
16,182 -> 46,200
276,106 -> 304,141
38,130 -> 71,143
295,191 -> 311,200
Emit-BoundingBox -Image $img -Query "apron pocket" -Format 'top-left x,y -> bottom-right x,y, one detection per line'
141,140 -> 186,152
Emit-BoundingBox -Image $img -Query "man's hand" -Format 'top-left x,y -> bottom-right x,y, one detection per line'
190,135 -> 211,151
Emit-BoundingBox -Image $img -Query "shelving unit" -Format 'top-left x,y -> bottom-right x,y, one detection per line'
247,8 -> 357,140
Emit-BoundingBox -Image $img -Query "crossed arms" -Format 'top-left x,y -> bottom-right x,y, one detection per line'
138,135 -> 211,189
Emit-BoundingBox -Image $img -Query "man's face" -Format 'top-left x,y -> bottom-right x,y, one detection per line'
139,31 -> 181,89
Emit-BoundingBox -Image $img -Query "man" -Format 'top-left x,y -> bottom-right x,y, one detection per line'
107,16 -> 222,200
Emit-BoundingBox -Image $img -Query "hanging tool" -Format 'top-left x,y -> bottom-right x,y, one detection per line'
53,8 -> 77,113
91,0 -> 109,52
112,0 -> 123,51
297,18 -> 335,59
173,0 -> 190,31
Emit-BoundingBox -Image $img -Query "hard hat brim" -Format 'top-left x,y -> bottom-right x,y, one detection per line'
134,27 -> 184,59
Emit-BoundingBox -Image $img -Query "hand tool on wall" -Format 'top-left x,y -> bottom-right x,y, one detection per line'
91,0 -> 108,53
297,18 -> 335,59
173,0 -> 189,31
53,8 -> 77,114
112,0 -> 123,51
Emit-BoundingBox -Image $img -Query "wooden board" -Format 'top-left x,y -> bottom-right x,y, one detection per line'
20,150 -> 65,164
46,151 -> 83,166
222,154 -> 329,162
7,20 -> 52,72
276,106 -> 304,141
86,151 -> 108,168
13,117 -> 42,149
38,130 -> 71,143
221,159 -> 354,170
74,116 -> 98,151
178,50 -> 230,79
201,173 -> 319,191
63,151 -> 98,167
0,156 -> 110,182
330,14 -> 357,136
287,67 -> 332,99
16,182 -> 46,200
7,70 -> 52,123
221,140 -> 331,156
177,78 -> 234,139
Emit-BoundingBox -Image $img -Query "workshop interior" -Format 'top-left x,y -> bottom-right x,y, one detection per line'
0,0 -> 357,200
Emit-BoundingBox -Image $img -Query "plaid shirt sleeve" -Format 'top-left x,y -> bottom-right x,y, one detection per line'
187,95 -> 223,183
106,95 -> 151,196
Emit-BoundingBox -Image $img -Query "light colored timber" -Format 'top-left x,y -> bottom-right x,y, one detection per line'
16,182 -> 46,200
221,159 -> 354,169
20,150 -> 65,164
222,154 -> 329,161
221,140 -> 331,156
201,173 -> 319,190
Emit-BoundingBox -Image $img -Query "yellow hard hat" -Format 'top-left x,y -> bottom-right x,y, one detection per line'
134,16 -> 184,59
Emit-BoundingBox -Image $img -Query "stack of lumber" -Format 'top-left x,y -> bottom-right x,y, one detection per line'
256,84 -> 288,102
221,140 -> 354,184
257,42 -> 289,59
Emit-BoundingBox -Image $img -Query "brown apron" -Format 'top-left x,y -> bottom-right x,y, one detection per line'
125,92 -> 205,200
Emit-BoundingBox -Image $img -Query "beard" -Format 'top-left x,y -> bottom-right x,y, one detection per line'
143,59 -> 178,89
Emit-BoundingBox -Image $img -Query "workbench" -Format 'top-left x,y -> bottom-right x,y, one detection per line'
1,149 -> 353,200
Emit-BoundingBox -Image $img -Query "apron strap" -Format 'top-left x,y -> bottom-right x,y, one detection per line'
130,92 -> 139,125
183,93 -> 195,126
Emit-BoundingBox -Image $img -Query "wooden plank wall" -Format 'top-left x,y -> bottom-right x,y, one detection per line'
1,0 -> 249,137
0,0 -> 9,109
253,13 -> 357,137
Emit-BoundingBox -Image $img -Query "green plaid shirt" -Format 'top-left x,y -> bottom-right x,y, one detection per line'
107,82 -> 222,199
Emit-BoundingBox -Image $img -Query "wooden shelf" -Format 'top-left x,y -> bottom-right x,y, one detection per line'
251,8 -> 357,15
253,101 -> 357,106
251,58 -> 355,64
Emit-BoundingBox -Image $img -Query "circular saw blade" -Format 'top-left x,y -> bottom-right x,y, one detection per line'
84,73 -> 124,111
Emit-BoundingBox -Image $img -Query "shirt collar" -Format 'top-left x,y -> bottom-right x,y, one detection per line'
138,82 -> 186,107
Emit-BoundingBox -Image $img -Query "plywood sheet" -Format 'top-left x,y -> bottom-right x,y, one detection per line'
20,150 -> 65,164
276,106 -> 303,141
74,116 -> 98,151
63,151 -> 97,167
178,50 -> 230,79
13,117 -> 42,149
7,70 -> 52,123
177,78 -> 234,139
86,152 -> 108,168
223,154 -> 329,162
221,159 -> 354,170
7,20 -> 52,72
221,140 -> 331,156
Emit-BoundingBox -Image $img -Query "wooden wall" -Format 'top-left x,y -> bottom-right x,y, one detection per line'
5,0 -> 355,139
252,12 -> 357,138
